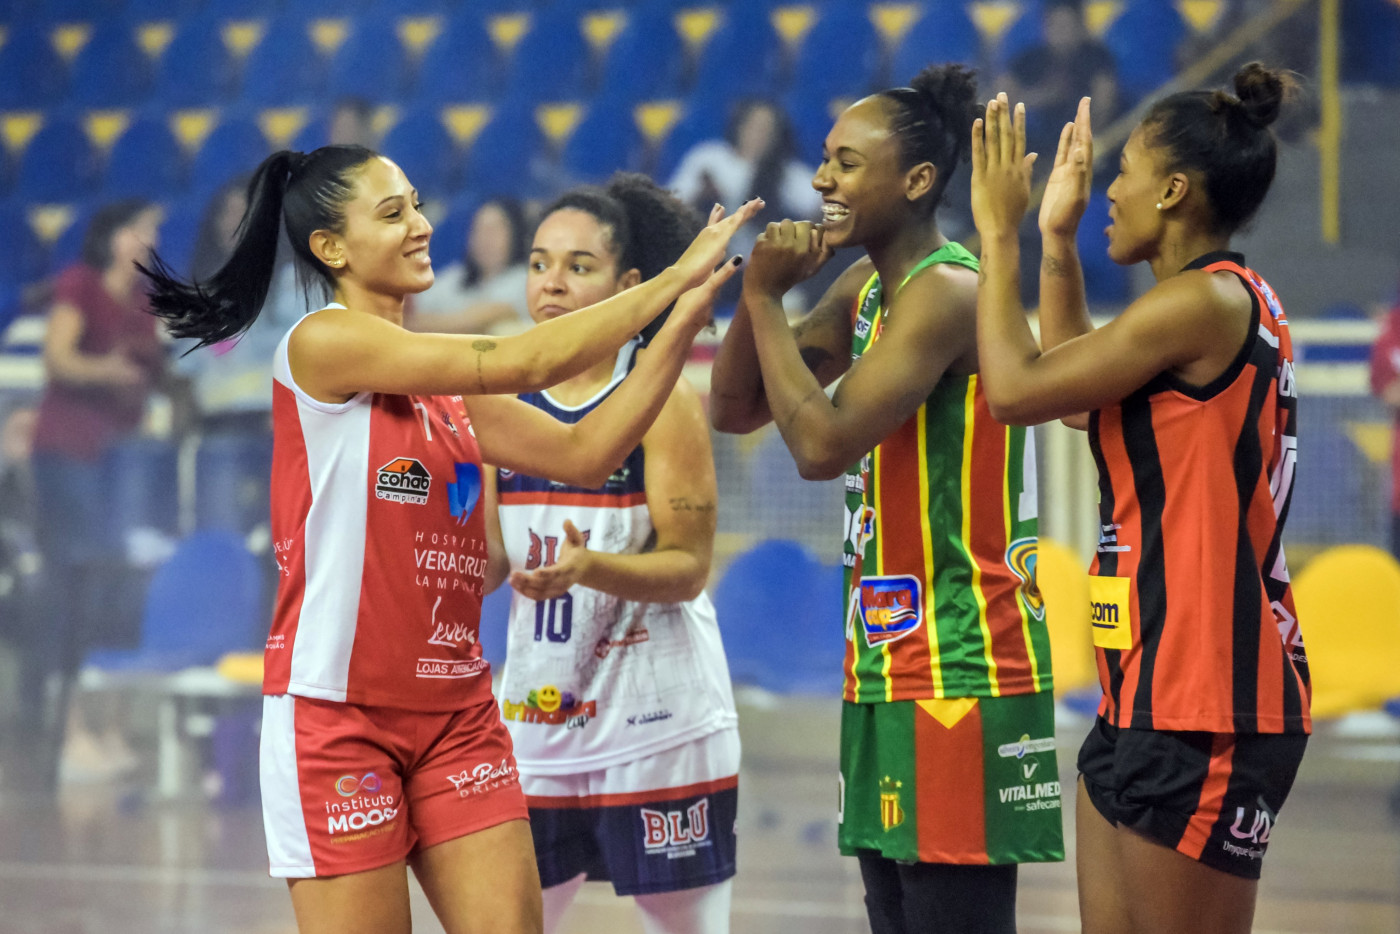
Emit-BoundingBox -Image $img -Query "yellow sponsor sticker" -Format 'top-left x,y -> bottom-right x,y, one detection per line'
1087,575 -> 1133,650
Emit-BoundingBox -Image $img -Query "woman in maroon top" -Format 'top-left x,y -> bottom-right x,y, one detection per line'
28,200 -> 169,792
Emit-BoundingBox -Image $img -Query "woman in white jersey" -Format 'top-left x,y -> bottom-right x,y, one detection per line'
138,146 -> 760,934
483,173 -> 739,934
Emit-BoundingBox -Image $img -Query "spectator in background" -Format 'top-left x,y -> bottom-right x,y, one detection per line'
28,200 -> 172,791
1370,292 -> 1400,559
1001,0 -> 1121,158
408,197 -> 532,334
328,96 -> 379,148
0,396 -> 39,785
669,97 -> 822,232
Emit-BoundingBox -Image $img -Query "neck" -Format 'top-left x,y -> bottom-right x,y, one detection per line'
102,262 -> 136,301
334,280 -> 405,326
1149,225 -> 1233,282
865,214 -> 947,293
552,342 -> 626,404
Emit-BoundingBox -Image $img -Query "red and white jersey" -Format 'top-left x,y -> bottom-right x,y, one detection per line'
264,307 -> 493,711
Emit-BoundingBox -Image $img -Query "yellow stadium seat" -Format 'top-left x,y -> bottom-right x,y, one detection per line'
216,651 -> 263,685
1292,545 -> 1400,719
1037,537 -> 1097,695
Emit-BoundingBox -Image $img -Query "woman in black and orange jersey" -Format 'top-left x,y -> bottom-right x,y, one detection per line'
711,65 -> 1063,934
969,64 -> 1309,934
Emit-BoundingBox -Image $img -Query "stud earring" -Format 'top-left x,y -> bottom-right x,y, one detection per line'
1156,202 -> 1163,210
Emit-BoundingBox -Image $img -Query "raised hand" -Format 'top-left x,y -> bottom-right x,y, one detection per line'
1039,97 -> 1093,239
741,219 -> 834,301
970,92 -> 1037,241
509,519 -> 590,602
673,198 -> 766,290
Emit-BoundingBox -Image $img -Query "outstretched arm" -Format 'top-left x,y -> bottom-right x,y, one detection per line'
508,377 -> 716,604
467,260 -> 740,489
289,200 -> 764,404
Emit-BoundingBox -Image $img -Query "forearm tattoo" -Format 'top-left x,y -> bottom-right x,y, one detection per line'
669,497 -> 716,514
472,339 -> 496,393
1043,253 -> 1073,278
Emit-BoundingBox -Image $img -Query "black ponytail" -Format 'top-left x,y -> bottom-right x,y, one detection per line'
879,63 -> 982,211
139,144 -> 378,349
1141,62 -> 1294,234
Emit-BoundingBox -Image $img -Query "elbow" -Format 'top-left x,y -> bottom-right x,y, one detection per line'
983,380 -> 1041,427
793,448 -> 847,482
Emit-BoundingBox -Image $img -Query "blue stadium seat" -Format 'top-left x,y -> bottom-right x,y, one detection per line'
67,20 -> 151,108
499,15 -> 591,105
999,0 -> 1048,68
1343,0 -> 1400,86
782,87 -> 846,168
0,201 -> 45,294
685,4 -> 777,101
1104,1 -> 1185,104
651,90 -> 731,184
155,199 -> 204,282
85,528 -> 267,673
379,106 -> 459,199
238,15 -> 327,106
188,116 -> 271,203
43,201 -> 94,277
595,4 -> 684,103
0,23 -> 65,108
16,116 -> 96,202
150,14 -> 238,108
102,116 -> 185,199
194,432 -> 274,536
462,105 -> 543,199
124,0 -> 204,18
412,12 -> 499,102
712,539 -> 845,695
324,10 -> 419,103
786,3 -> 883,104
889,3 -> 982,78
560,98 -> 641,183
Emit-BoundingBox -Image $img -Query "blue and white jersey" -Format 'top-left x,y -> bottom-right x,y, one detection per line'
496,341 -> 737,775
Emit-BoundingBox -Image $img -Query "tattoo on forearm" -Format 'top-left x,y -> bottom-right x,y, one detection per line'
669,497 -> 716,513
779,386 -> 824,433
1043,253 -> 1073,278
472,340 -> 496,394
799,345 -> 834,375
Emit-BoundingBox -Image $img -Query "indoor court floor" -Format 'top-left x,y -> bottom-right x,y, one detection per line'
1,695 -> 1397,934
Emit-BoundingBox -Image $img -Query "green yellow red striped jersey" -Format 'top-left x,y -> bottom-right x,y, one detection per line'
842,243 -> 1054,704
1088,252 -> 1310,734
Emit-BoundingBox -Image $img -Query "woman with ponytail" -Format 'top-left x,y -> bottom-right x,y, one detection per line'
141,146 -> 760,934
711,64 -> 1063,933
482,172 -> 739,934
970,64 -> 1308,933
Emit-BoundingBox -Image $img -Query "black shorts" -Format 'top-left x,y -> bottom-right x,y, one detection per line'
1077,717 -> 1308,880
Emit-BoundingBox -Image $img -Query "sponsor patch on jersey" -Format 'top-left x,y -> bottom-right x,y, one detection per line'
1005,537 -> 1044,620
376,457 -> 431,505
1088,575 -> 1133,650
859,574 -> 923,646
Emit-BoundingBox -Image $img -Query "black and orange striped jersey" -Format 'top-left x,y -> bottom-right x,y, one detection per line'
1087,252 -> 1310,734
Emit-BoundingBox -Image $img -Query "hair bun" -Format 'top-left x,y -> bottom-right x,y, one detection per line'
1232,61 -> 1290,130
908,62 -> 982,162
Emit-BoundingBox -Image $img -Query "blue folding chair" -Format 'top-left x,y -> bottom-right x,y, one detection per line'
238,14 -> 327,106
380,106 -> 460,200
102,116 -> 185,199
84,528 -> 267,674
712,539 -> 845,695
67,20 -> 151,108
0,23 -> 65,108
15,117 -> 97,202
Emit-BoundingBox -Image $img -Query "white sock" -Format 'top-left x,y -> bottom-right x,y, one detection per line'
541,872 -> 587,934
634,879 -> 733,934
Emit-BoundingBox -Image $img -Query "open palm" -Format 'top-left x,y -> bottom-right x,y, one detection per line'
1038,97 -> 1093,239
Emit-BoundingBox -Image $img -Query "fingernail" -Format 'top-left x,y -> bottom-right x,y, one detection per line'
713,202 -> 722,212
732,256 -> 743,266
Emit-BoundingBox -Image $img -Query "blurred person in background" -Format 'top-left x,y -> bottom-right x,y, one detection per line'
28,200 -> 173,792
1369,286 -> 1400,560
0,396 -> 40,786
484,173 -> 739,934
408,197 -> 533,335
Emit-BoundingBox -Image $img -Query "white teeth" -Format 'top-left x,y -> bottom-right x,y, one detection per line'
822,203 -> 849,222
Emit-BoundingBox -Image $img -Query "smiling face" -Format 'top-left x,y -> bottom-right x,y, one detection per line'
525,208 -> 635,325
325,156 -> 435,295
1104,126 -> 1172,265
811,96 -> 916,250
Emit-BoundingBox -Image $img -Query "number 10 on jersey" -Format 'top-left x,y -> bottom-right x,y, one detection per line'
534,594 -> 573,643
